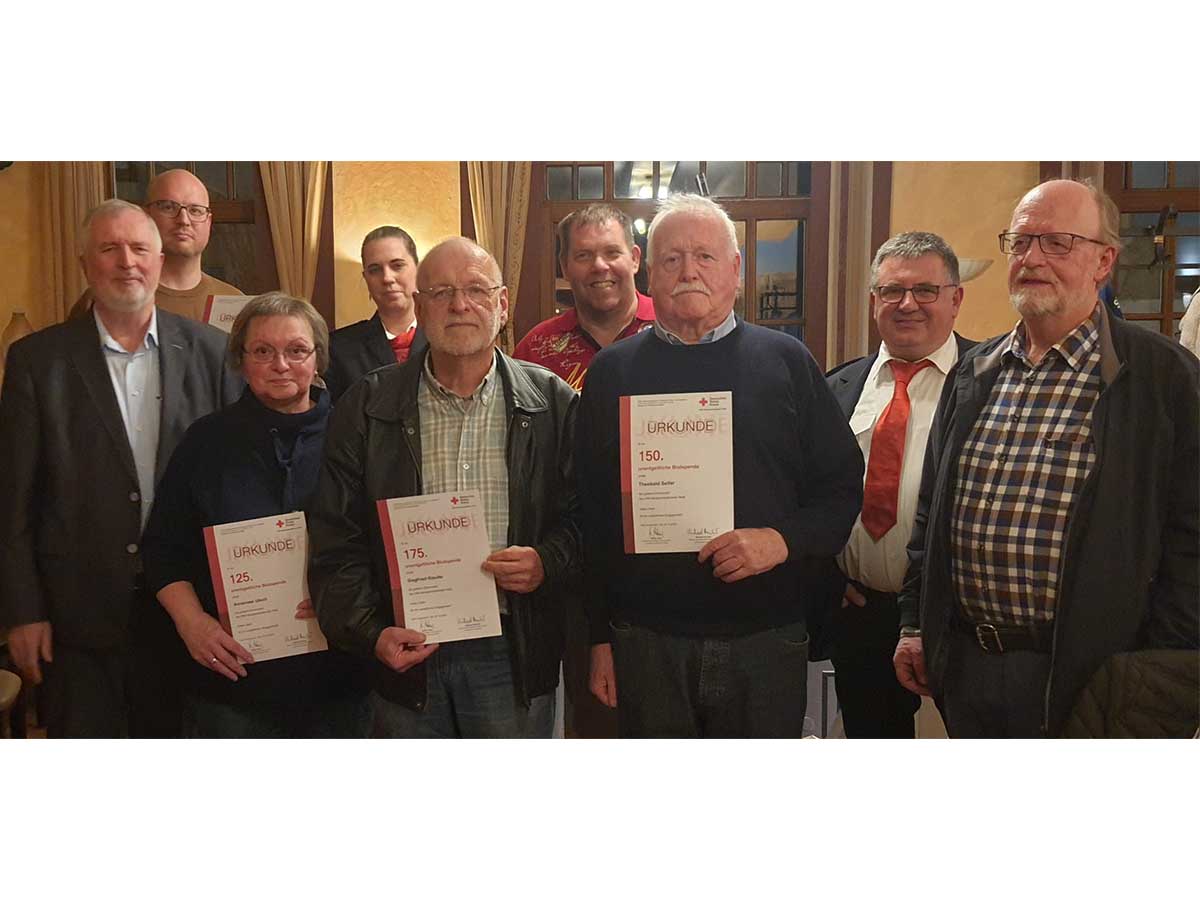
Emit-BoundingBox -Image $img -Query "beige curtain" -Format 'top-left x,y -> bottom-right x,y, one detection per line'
42,162 -> 109,325
467,162 -> 531,353
259,162 -> 327,300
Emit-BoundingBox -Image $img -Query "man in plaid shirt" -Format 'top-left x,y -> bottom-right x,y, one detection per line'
894,179 -> 1199,737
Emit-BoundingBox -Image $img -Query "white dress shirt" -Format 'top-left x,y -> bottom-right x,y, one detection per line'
837,332 -> 958,593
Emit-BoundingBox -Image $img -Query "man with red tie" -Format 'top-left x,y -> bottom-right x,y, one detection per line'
325,226 -> 428,401
821,232 -> 972,738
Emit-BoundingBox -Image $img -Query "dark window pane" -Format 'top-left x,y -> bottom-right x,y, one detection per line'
614,161 -> 653,199
234,161 -> 257,200
756,219 -> 804,323
579,165 -> 604,200
1177,236 -> 1200,266
1174,161 -> 1200,187
661,161 -> 700,196
1130,161 -> 1167,189
1176,212 -> 1200,234
194,161 -> 228,200
787,162 -> 812,196
707,161 -> 745,198
114,161 -> 150,202
734,221 -> 747,318
547,166 -> 572,200
155,162 -> 188,177
757,162 -> 782,197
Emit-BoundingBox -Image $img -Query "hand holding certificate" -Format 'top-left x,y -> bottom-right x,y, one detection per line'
377,490 -> 503,643
620,391 -> 735,553
204,511 -> 329,663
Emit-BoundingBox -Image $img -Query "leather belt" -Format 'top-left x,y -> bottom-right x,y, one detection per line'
952,615 -> 1053,654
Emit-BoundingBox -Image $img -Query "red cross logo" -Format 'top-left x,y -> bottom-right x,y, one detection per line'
276,519 -> 284,528
451,496 -> 459,505
699,397 -> 708,407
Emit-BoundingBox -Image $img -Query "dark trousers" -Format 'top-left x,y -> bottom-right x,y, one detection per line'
938,631 -> 1052,738
610,619 -> 809,738
42,644 -> 132,738
830,585 -> 920,738
183,691 -> 372,739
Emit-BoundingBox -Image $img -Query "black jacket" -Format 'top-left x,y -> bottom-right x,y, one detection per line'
899,305 -> 1200,735
807,333 -> 976,661
0,311 -> 241,648
325,313 -> 428,402
308,348 -> 580,709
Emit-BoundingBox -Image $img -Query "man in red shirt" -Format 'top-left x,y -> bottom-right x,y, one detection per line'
514,203 -> 653,737
515,204 -> 654,391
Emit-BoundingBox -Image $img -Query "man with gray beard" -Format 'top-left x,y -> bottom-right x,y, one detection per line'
0,199 -> 239,736
309,238 -> 580,738
893,179 -> 1199,737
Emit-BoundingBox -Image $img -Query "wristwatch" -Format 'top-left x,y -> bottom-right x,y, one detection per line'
899,626 -> 922,638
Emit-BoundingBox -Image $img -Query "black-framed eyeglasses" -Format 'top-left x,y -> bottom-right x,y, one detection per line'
245,344 -> 315,365
419,284 -> 503,304
998,232 -> 1107,256
872,283 -> 958,305
146,199 -> 212,221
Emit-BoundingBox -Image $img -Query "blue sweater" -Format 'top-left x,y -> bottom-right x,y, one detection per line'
576,321 -> 863,641
143,388 -> 368,705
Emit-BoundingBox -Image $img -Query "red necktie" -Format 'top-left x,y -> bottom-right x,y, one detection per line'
389,329 -> 416,364
860,358 -> 934,540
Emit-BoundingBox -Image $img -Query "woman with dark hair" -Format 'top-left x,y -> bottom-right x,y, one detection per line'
143,292 -> 370,737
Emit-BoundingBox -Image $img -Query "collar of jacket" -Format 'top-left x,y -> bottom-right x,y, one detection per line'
361,346 -> 551,423
971,299 -> 1125,387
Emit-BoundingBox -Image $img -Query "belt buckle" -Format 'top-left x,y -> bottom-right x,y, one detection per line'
975,623 -> 1004,653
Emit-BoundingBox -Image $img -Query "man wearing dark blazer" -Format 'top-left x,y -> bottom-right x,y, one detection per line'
0,199 -> 240,737
325,225 -> 427,401
819,232 -> 974,738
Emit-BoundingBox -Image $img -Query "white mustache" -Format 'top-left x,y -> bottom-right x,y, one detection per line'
672,281 -> 710,296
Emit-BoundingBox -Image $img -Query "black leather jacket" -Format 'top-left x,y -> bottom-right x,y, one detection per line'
308,348 -> 580,710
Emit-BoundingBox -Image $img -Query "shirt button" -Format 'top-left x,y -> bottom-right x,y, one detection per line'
407,427 -> 415,435
462,463 -> 471,470
130,492 -> 140,502
126,543 -> 138,554
521,420 -> 529,429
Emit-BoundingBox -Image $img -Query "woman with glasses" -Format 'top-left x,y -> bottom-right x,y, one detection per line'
142,292 -> 370,737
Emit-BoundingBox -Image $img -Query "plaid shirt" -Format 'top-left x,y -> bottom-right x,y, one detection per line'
950,303 -> 1103,624
418,353 -> 510,609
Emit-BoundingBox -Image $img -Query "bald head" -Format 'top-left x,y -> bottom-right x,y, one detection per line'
417,237 -> 503,289
145,168 -> 213,259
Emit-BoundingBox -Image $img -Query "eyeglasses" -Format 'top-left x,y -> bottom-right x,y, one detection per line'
872,283 -> 958,305
998,232 -> 1107,256
419,284 -> 503,304
245,344 -> 316,365
146,199 -> 212,221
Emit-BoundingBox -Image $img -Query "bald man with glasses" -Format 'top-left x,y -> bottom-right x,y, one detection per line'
69,168 -> 243,321
894,179 -> 1199,738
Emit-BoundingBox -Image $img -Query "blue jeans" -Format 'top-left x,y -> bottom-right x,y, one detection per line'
371,635 -> 555,738
610,620 -> 809,738
183,692 -> 373,739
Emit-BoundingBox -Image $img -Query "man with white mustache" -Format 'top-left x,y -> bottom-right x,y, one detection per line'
576,195 -> 863,738
894,178 -> 1199,738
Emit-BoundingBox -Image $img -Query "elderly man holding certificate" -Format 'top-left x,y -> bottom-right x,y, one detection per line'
576,195 -> 863,738
142,293 -> 371,738
309,237 -> 580,739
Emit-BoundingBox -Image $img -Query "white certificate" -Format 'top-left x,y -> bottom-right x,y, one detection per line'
376,491 -> 502,643
202,295 -> 253,333
620,391 -> 735,553
204,512 -> 328,663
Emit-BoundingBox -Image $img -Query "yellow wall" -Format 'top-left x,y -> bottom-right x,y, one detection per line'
890,162 -> 1040,342
331,162 -> 461,329
0,163 -> 45,334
